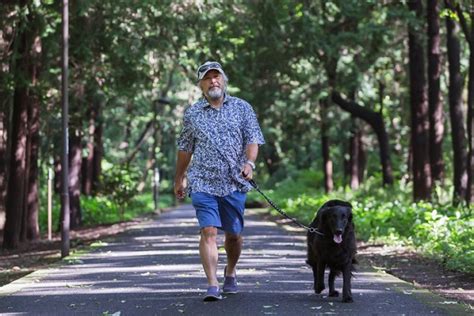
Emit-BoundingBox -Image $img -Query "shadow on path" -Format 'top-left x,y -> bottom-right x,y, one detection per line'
0,205 -> 469,315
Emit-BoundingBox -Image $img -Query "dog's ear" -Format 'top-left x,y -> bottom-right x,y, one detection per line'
315,206 -> 328,226
346,207 -> 353,222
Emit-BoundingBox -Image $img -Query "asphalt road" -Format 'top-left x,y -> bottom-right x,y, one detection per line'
0,204 -> 470,315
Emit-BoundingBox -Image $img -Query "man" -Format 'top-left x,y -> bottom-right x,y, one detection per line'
174,61 -> 264,301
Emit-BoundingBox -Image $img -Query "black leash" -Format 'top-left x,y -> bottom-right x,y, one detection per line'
247,178 -> 325,236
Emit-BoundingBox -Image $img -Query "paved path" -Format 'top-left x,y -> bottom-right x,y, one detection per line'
0,204 -> 470,315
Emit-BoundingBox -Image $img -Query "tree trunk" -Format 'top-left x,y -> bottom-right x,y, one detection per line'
3,3 -> 29,248
347,89 -> 362,189
22,13 -> 41,241
92,104 -> 103,193
0,3 -> 16,231
0,105 -> 6,232
3,88 -> 28,249
321,98 -> 333,193
332,92 -> 394,185
467,15 -> 474,204
427,0 -> 444,183
349,118 -> 361,190
445,6 -> 468,204
408,0 -> 432,201
83,100 -> 98,195
357,128 -> 366,183
26,71 -> 40,241
69,130 -> 82,229
119,103 -> 133,152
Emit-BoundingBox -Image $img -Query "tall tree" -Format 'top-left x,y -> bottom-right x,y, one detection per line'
3,0 -> 30,248
445,1 -> 468,203
320,98 -> 334,193
69,130 -> 82,229
332,92 -> 394,185
447,0 -> 474,203
83,98 -> 102,196
25,15 -> 41,241
0,3 -> 16,229
427,0 -> 444,183
408,0 -> 432,201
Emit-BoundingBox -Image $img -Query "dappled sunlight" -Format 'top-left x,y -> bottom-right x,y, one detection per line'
244,234 -> 306,241
84,249 -> 200,257
1,205 -> 461,315
245,219 -> 278,227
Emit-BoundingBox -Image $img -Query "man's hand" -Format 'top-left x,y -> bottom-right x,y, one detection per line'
241,163 -> 253,180
174,177 -> 187,199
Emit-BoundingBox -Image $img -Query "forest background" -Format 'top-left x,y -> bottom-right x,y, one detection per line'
0,0 -> 473,282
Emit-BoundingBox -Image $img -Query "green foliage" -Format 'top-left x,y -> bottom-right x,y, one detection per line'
257,170 -> 474,273
80,193 -> 173,226
38,192 -> 174,232
100,163 -> 140,217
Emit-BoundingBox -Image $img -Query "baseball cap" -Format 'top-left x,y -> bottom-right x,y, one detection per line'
197,61 -> 226,81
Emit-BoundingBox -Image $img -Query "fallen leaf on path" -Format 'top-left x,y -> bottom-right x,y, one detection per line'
66,284 -> 92,288
90,241 -> 109,247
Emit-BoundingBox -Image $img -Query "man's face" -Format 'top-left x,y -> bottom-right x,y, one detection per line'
200,70 -> 225,100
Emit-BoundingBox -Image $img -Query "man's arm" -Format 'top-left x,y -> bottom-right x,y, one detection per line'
174,150 -> 192,199
242,143 -> 258,180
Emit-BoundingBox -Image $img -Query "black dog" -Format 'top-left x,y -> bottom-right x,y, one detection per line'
306,199 -> 357,303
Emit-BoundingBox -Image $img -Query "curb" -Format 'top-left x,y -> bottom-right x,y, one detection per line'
373,269 -> 472,316
0,267 -> 58,297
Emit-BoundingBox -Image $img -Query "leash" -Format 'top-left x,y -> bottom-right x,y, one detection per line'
246,178 -> 325,236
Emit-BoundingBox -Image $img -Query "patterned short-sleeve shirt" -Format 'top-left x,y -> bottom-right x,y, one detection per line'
177,94 -> 265,197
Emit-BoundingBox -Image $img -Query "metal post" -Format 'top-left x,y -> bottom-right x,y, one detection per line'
60,0 -> 70,257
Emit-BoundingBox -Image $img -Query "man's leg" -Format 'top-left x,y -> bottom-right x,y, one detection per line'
224,232 -> 242,277
200,226 -> 219,286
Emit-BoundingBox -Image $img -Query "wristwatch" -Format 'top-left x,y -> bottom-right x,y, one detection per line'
245,160 -> 256,170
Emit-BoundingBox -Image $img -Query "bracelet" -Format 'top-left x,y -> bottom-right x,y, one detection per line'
245,160 -> 256,170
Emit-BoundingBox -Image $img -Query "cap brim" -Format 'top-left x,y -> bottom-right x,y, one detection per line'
198,68 -> 225,81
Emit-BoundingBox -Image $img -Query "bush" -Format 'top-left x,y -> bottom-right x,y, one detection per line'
254,170 -> 474,273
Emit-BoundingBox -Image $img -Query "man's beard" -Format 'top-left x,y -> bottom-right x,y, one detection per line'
207,86 -> 224,100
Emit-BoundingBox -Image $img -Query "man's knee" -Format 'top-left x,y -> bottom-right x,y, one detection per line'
225,233 -> 242,245
201,227 -> 218,242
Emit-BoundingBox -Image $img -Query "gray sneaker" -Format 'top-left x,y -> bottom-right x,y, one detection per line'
223,267 -> 238,294
203,286 -> 222,301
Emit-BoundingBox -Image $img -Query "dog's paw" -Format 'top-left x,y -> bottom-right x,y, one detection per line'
328,290 -> 339,297
342,296 -> 353,303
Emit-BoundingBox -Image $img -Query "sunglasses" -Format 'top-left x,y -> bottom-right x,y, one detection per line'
197,62 -> 222,77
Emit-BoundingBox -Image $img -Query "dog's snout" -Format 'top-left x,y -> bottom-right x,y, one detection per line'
335,229 -> 343,235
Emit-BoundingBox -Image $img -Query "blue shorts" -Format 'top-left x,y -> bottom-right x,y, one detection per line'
190,191 -> 246,234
